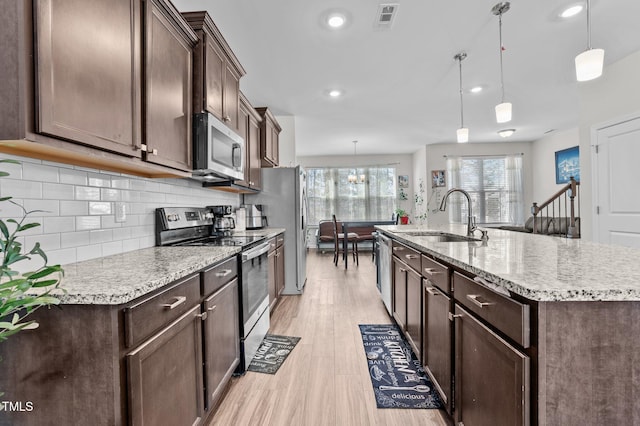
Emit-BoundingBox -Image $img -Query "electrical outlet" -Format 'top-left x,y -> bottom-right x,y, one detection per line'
115,202 -> 127,223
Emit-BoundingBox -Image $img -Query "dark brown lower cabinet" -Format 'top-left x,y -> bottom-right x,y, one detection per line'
275,243 -> 285,297
203,279 -> 240,410
127,305 -> 204,426
392,257 -> 408,330
405,268 -> 422,360
423,282 -> 452,413
267,240 -> 278,310
454,304 -> 530,426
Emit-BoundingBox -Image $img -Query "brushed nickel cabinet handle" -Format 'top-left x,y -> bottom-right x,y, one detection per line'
161,296 -> 186,310
196,312 -> 208,320
466,294 -> 493,308
405,254 -> 419,260
425,286 -> 440,296
215,269 -> 233,277
223,115 -> 231,122
448,312 -> 463,321
399,267 -> 407,273
423,268 -> 442,276
207,305 -> 217,312
393,247 -> 404,251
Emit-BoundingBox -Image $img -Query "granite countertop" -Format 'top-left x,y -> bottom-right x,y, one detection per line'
50,228 -> 285,305
377,224 -> 640,302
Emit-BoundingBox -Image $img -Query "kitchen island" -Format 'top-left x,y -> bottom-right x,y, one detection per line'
377,224 -> 640,426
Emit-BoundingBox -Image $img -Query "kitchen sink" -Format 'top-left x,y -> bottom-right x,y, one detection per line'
401,231 -> 481,242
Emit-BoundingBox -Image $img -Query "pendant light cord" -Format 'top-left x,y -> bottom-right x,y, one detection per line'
458,57 -> 464,128
498,12 -> 505,103
586,0 -> 592,50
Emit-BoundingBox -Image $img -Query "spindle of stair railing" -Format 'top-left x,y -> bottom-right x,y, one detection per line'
530,177 -> 580,238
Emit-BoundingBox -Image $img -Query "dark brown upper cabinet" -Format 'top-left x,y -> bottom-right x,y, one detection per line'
238,92 -> 262,190
182,12 -> 246,134
143,0 -> 197,172
0,0 -> 195,178
256,107 -> 281,167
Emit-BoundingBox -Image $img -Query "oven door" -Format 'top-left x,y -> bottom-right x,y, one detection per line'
241,241 -> 270,335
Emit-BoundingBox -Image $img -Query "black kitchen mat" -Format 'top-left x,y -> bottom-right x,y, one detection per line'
247,334 -> 301,374
358,324 -> 443,409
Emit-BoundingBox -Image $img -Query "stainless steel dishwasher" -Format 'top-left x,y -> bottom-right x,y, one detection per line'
377,232 -> 392,315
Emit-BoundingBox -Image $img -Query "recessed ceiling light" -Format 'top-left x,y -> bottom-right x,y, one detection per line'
328,89 -> 342,97
498,129 -> 516,138
470,86 -> 483,93
559,3 -> 584,18
327,13 -> 346,28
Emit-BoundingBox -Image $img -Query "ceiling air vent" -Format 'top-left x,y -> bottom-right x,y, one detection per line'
374,3 -> 399,30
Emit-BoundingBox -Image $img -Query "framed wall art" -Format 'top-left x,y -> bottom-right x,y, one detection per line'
555,146 -> 580,184
398,175 -> 409,188
431,170 -> 446,188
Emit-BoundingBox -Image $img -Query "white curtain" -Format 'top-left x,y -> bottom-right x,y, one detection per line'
306,167 -> 396,225
445,155 -> 524,225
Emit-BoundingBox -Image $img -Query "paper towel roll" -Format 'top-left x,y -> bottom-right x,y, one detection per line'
235,208 -> 246,231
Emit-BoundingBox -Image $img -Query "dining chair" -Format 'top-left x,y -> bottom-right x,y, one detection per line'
332,214 -> 359,266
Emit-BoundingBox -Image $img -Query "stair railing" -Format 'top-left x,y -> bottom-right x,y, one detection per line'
530,177 -> 580,238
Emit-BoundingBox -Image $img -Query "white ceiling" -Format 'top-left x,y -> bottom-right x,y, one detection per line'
173,0 -> 640,157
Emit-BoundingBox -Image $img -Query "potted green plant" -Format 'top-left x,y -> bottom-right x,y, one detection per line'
395,208 -> 409,225
0,159 -> 64,344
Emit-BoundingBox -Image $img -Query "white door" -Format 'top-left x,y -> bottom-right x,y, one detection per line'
593,115 -> 640,248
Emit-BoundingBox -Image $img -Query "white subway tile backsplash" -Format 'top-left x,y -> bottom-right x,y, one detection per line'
23,199 -> 60,217
75,186 -> 101,201
89,202 -> 112,215
75,216 -> 101,230
17,216 -> 44,236
43,183 -> 75,200
22,163 -> 60,183
3,155 -> 239,267
61,231 -> 91,248
101,188 -> 120,201
59,169 -> 88,185
76,244 -> 102,262
47,247 -> 77,266
60,200 -> 89,216
1,179 -> 43,199
44,216 -> 75,233
102,240 -> 123,256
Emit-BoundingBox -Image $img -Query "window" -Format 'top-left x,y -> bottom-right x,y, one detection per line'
306,167 -> 396,225
446,155 -> 524,225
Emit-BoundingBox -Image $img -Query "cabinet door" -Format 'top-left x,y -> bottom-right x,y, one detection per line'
236,102 -> 250,187
35,0 -> 141,156
276,245 -> 285,297
223,65 -> 240,132
424,283 -> 452,412
204,38 -> 225,120
271,125 -> 279,167
454,304 -> 530,426
203,279 -> 240,410
127,305 -> 204,426
267,249 -> 277,310
144,0 -> 194,171
392,258 -> 407,330
262,119 -> 274,166
248,114 -> 262,189
405,269 -> 422,360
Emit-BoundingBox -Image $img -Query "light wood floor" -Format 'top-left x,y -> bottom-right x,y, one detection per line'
208,250 -> 451,426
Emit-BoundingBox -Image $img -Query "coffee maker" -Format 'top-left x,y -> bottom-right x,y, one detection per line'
243,204 -> 267,229
208,205 -> 235,236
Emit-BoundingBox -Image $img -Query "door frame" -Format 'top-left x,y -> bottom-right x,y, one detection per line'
590,110 -> 640,243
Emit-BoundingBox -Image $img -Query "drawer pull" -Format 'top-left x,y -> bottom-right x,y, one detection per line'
405,254 -> 419,260
448,312 -> 463,321
399,267 -> 407,273
425,286 -> 440,296
423,268 -> 442,276
161,296 -> 186,310
215,269 -> 233,277
207,305 -> 217,312
392,246 -> 404,251
196,312 -> 208,320
466,294 -> 494,308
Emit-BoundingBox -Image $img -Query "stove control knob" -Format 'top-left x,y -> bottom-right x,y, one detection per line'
167,214 -> 180,222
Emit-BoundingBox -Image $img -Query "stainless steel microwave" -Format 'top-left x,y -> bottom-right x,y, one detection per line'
192,112 -> 245,182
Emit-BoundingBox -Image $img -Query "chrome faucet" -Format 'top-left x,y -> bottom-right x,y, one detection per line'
439,188 -> 480,238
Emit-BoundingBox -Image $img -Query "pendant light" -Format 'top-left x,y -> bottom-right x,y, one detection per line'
348,141 -> 365,184
575,0 -> 604,81
454,52 -> 469,143
492,2 -> 512,124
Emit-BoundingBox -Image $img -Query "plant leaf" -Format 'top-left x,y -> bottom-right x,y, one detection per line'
0,159 -> 21,164
0,220 -> 8,239
26,266 -> 61,280
18,222 -> 41,232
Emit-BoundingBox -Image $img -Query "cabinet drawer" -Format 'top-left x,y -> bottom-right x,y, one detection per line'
453,272 -> 530,348
202,256 -> 238,297
124,274 -> 200,348
421,255 -> 450,293
267,237 -> 277,253
392,241 -> 421,272
276,234 -> 284,248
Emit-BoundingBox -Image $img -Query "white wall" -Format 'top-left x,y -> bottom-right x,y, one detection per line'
0,154 -> 239,273
424,141 -> 533,226
577,50 -> 640,240
530,127 -> 580,202
412,146 -> 428,224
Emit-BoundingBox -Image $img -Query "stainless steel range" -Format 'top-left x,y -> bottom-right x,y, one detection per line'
155,206 -> 270,374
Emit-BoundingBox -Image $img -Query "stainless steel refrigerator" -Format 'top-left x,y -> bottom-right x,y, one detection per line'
246,166 -> 307,294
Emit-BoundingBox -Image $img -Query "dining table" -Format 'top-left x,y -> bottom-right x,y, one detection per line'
341,220 -> 396,269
